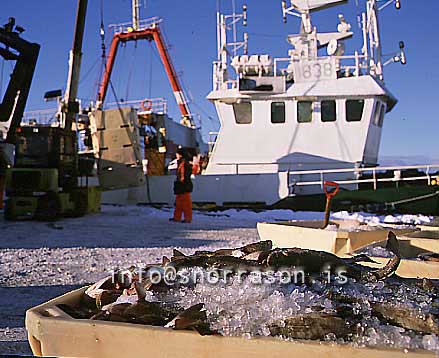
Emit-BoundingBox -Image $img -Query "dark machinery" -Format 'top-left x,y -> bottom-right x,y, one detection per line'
0,17 -> 40,213
2,1 -> 101,221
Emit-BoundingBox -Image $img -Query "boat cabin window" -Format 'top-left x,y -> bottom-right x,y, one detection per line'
297,101 -> 313,123
373,102 -> 386,127
233,103 -> 252,124
321,100 -> 336,122
346,99 -> 364,122
373,102 -> 382,125
377,103 -> 386,127
271,102 -> 285,124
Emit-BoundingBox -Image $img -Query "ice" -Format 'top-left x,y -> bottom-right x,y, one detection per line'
158,271 -> 328,338
138,267 -> 439,353
423,335 -> 439,351
357,246 -> 394,258
332,210 -> 432,226
384,214 -> 432,225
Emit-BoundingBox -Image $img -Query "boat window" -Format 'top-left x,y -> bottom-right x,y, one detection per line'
377,103 -> 386,127
271,102 -> 285,124
233,103 -> 252,124
346,99 -> 364,122
297,101 -> 313,123
321,100 -> 336,122
373,102 -> 382,126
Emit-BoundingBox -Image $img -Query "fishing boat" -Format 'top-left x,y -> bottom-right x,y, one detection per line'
19,0 -> 439,214
97,0 -> 438,214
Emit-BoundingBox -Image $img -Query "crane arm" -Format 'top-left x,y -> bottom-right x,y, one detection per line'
0,20 -> 40,144
151,26 -> 191,122
61,0 -> 88,131
96,22 -> 192,126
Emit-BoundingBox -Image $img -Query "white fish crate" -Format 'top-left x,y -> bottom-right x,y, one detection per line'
26,286 -> 436,358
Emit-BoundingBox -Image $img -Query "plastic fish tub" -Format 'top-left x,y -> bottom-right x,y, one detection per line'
256,220 -> 415,256
397,231 -> 439,255
362,230 -> 439,260
362,257 -> 439,279
417,223 -> 439,232
25,287 -> 435,358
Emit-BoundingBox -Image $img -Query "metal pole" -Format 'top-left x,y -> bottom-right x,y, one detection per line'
63,0 -> 88,131
361,12 -> 368,70
132,0 -> 140,31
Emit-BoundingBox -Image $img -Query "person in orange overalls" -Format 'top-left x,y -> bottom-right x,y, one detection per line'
170,148 -> 193,223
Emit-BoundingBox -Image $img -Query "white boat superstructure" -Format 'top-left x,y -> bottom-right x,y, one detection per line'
101,0 -> 433,207
206,0 -> 403,189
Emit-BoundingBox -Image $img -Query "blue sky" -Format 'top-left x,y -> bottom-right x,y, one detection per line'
1,0 -> 438,160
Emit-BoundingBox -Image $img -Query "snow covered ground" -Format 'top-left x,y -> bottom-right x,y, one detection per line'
0,205 -> 433,355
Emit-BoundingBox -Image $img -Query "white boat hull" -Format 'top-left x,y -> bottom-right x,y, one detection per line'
102,173 -> 290,206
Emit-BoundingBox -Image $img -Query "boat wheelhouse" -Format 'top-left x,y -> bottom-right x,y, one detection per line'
205,0 -> 400,195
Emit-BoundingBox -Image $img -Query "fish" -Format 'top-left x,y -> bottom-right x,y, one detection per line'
166,234 -> 400,282
172,249 -> 186,258
56,304 -> 97,319
164,303 -> 216,335
95,290 -> 121,310
122,301 -> 170,325
192,241 -> 273,259
166,241 -> 274,272
270,313 -> 352,340
165,303 -> 206,329
242,250 -> 271,263
263,231 -> 401,282
371,302 -> 439,335
83,235 -> 439,344
92,299 -> 174,326
166,254 -> 263,272
343,254 -> 378,265
239,240 -> 273,254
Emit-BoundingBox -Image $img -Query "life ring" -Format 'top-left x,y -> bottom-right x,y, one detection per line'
141,99 -> 153,111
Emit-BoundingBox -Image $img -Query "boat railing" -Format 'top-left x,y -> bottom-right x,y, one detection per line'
213,61 -> 238,91
109,17 -> 162,35
22,108 -> 59,126
215,51 -> 373,90
106,98 -> 168,115
273,52 -> 369,77
223,52 -> 370,81
288,164 -> 439,194
213,162 -> 439,193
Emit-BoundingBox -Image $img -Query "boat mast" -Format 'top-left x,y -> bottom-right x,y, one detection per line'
280,0 -> 403,81
366,0 -> 383,79
365,0 -> 403,80
132,0 -> 140,31
214,0 -> 248,90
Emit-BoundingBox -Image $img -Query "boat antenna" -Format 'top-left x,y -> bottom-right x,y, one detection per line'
99,0 -> 106,63
378,0 -> 401,11
355,0 -> 362,29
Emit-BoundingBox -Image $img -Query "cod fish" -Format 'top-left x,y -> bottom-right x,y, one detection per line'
166,254 -> 263,272
270,313 -> 352,340
165,303 -> 216,335
263,231 -> 401,282
372,302 -> 439,335
191,240 -> 273,259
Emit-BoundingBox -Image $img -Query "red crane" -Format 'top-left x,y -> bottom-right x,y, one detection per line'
97,19 -> 193,127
